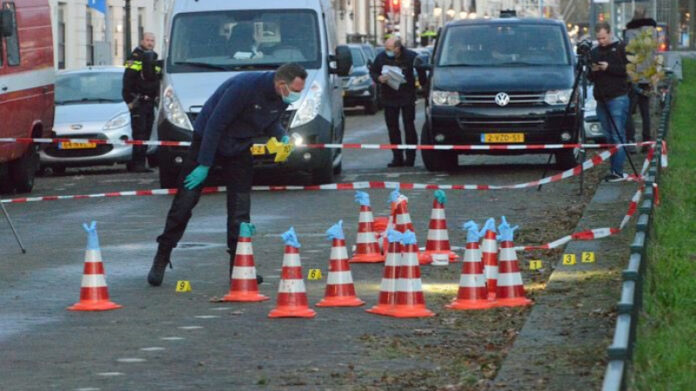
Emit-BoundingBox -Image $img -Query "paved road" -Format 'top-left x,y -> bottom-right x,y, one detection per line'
0,102 -> 597,390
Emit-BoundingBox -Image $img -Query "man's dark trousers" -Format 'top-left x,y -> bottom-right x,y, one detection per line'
626,86 -> 651,142
130,99 -> 155,168
156,138 -> 253,255
384,104 -> 417,163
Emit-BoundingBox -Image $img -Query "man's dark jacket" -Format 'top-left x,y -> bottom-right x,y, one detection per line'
193,71 -> 288,167
122,46 -> 161,104
369,48 -> 426,107
588,40 -> 630,101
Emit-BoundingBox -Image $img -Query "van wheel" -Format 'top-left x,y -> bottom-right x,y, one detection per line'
364,99 -> 378,115
159,164 -> 180,189
312,164 -> 334,185
555,148 -> 580,170
9,145 -> 40,194
147,154 -> 159,168
421,124 -> 457,171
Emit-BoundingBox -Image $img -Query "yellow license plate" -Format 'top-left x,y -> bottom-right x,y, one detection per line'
482,133 -> 525,143
250,145 -> 266,155
59,142 -> 97,149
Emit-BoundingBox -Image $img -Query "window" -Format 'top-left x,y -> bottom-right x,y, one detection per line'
58,4 -> 66,69
2,2 -> 20,66
138,9 -> 144,43
86,7 -> 94,66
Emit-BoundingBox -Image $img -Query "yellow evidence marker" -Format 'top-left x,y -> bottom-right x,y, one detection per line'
562,254 -> 577,266
265,137 -> 293,163
175,280 -> 192,292
529,260 -> 542,270
582,252 -> 596,263
307,269 -> 323,280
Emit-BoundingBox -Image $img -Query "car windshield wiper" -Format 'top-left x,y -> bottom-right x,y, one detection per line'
496,61 -> 539,66
173,61 -> 230,71
55,98 -> 121,105
226,64 -> 280,71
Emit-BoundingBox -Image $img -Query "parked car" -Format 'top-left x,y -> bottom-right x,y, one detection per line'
0,0 -> 54,193
360,43 -> 376,63
40,67 -> 156,173
583,84 -> 605,142
420,17 -> 580,171
156,0 -> 352,187
342,44 -> 379,114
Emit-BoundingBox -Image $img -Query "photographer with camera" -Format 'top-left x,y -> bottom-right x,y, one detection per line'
588,22 -> 630,182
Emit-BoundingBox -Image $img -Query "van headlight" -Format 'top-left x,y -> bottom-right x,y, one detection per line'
291,81 -> 322,128
103,112 -> 130,130
432,90 -> 460,106
162,85 -> 194,131
544,89 -> 573,105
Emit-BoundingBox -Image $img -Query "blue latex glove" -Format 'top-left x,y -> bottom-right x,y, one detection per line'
326,220 -> 345,241
184,165 -> 210,190
281,135 -> 291,144
386,229 -> 402,244
479,217 -> 496,237
462,220 -> 482,243
434,190 -> 447,205
355,191 -> 371,206
281,227 -> 301,248
389,185 -> 401,203
239,222 -> 256,238
497,216 -> 519,242
82,221 -> 100,250
400,230 -> 417,245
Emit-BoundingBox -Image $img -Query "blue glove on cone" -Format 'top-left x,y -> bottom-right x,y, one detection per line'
82,221 -> 100,249
434,190 -> 447,205
479,218 -> 497,237
386,229 -> 403,244
462,220 -> 482,243
389,184 -> 401,203
326,220 -> 345,241
400,230 -> 417,245
184,165 -> 210,190
497,216 -> 519,242
354,191 -> 370,206
281,227 -> 301,248
239,222 -> 256,238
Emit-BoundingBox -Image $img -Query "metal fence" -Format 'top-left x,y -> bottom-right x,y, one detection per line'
601,86 -> 673,390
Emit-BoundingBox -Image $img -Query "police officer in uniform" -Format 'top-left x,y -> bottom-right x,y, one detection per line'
147,63 -> 307,287
122,32 -> 161,173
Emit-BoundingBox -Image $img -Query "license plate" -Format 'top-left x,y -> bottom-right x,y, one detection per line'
481,133 -> 525,143
58,142 -> 97,150
250,145 -> 266,155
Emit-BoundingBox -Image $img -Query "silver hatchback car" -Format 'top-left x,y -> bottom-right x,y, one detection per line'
40,66 -> 156,173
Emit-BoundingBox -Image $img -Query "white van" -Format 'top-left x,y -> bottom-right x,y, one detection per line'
156,0 -> 352,187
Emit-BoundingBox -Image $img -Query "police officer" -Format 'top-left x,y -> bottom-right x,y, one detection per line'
122,32 -> 161,173
147,63 -> 306,287
369,37 -> 427,167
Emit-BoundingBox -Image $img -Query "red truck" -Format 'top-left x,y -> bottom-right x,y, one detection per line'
0,0 -> 54,193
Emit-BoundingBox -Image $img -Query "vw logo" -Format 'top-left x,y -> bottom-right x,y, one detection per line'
495,92 -> 510,107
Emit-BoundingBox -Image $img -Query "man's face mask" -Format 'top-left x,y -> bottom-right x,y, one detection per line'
282,84 -> 301,104
385,50 -> 395,58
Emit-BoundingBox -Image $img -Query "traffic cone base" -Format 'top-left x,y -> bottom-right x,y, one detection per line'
390,305 -> 435,318
349,252 -> 385,263
493,297 -> 533,308
420,250 -> 459,265
68,299 -> 122,312
446,299 -> 497,310
222,291 -> 269,302
268,306 -> 316,318
317,296 -> 365,307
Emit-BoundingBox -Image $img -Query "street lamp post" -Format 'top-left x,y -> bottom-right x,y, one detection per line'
123,0 -> 131,60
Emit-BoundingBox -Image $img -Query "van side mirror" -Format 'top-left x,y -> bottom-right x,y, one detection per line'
414,55 -> 432,71
331,45 -> 353,77
0,9 -> 14,37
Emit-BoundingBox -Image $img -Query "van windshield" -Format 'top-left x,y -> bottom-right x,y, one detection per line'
55,72 -> 124,105
168,9 -> 322,73
438,24 -> 570,67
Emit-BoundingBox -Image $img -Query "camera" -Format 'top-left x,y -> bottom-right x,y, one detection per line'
576,39 -> 593,57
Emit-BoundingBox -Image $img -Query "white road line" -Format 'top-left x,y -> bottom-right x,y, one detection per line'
140,347 -> 166,352
194,315 -> 219,319
96,372 -> 124,377
160,336 -> 185,341
178,326 -> 203,330
209,307 -> 231,311
117,358 -> 146,363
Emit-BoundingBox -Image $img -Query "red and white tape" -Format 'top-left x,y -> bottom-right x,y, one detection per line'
1,149 -> 616,204
0,137 -> 657,151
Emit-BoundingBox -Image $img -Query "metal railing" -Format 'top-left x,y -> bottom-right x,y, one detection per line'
601,88 -> 673,391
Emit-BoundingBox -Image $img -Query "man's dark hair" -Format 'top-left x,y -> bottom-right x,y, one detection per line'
275,63 -> 308,83
595,21 -> 611,34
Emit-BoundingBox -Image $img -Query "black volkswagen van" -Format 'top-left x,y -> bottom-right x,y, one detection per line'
420,18 -> 580,171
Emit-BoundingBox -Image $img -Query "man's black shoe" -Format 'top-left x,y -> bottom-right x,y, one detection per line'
604,172 -> 628,183
256,274 -> 264,285
387,159 -> 404,168
148,246 -> 173,286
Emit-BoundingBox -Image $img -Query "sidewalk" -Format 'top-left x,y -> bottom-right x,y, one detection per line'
492,179 -> 638,390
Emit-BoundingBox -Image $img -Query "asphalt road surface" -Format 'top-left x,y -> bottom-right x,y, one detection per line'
0,101 -> 600,390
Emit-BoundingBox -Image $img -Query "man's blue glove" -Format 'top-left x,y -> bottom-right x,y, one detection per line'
479,217 -> 496,237
462,220 -> 482,243
355,191 -> 371,207
281,227 -> 301,248
184,165 -> 209,190
326,220 -> 345,241
281,135 -> 291,144
434,189 -> 447,205
497,216 -> 519,242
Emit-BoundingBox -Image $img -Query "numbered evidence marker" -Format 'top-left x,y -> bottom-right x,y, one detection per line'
307,269 -> 323,280
582,251 -> 596,263
562,254 -> 577,266
529,260 -> 542,271
175,280 -> 192,292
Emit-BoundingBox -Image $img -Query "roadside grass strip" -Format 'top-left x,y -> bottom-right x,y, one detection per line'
631,59 -> 696,390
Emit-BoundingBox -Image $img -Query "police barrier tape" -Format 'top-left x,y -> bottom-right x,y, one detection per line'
1,148 -> 619,206
0,137 -> 658,151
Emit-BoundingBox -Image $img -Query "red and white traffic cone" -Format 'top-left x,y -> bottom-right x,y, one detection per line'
480,218 -> 498,301
421,190 -> 459,265
391,231 -> 435,318
495,217 -> 532,307
391,195 -> 430,265
222,231 -> 268,302
318,221 -> 364,307
350,192 -> 385,263
447,221 -> 495,310
269,228 -> 316,318
68,222 -> 121,311
366,230 -> 402,316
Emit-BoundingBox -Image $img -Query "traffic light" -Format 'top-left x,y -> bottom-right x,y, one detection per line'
388,0 -> 400,14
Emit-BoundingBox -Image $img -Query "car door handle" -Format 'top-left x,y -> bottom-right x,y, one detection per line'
1,86 -> 7,92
